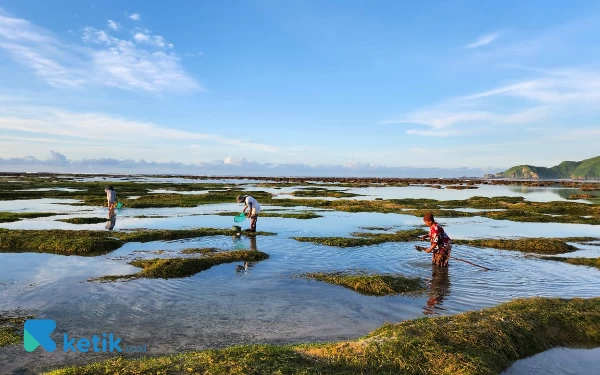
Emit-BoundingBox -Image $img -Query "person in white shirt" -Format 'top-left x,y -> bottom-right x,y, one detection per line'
236,195 -> 261,232
104,186 -> 117,209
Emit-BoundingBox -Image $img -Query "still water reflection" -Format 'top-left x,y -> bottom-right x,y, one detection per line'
0,180 -> 598,373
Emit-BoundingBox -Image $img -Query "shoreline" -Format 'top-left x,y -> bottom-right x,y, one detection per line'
2,172 -> 600,186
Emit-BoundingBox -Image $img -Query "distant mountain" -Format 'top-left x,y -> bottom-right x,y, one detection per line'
489,156 -> 600,180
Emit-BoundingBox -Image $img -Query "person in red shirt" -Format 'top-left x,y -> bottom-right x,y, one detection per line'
419,212 -> 453,266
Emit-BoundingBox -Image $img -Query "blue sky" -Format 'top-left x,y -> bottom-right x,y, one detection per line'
1,0 -> 599,175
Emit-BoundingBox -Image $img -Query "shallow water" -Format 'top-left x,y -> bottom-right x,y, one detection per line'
501,347 -> 600,375
271,184 -> 597,203
0,179 -> 599,373
44,175 -> 600,203
148,189 -> 210,195
0,198 -> 93,213
16,187 -> 86,192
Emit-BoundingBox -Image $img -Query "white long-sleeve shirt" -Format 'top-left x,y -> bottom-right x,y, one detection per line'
105,188 -> 116,203
245,196 -> 261,213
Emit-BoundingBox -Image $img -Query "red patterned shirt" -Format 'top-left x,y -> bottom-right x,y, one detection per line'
429,223 -> 451,253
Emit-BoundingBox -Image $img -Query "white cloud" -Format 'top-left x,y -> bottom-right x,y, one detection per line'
223,156 -> 250,165
0,10 -> 198,93
133,32 -> 149,42
0,105 -> 277,153
0,151 -> 497,177
153,35 -> 165,47
129,13 -> 141,21
133,33 -> 173,49
466,32 -> 500,49
107,20 -> 119,30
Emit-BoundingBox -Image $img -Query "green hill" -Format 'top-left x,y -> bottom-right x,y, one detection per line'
497,156 -> 600,179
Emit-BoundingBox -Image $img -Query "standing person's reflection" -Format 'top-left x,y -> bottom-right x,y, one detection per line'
236,236 -> 258,272
105,208 -> 117,231
423,265 -> 451,315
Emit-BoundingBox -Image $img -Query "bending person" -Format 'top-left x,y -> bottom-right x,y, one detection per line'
236,195 -> 261,232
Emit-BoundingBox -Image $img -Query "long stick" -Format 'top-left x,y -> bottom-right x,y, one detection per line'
414,239 -> 491,271
448,255 -> 490,271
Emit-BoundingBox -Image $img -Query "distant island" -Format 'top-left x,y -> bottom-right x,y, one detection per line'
486,156 -> 600,180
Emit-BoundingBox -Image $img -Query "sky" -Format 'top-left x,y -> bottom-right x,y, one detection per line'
0,0 -> 599,176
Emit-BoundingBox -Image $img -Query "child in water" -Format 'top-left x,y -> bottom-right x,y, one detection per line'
418,212 -> 453,266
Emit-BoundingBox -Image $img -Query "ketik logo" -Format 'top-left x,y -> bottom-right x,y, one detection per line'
24,320 -> 57,352
63,333 -> 122,353
23,320 -> 143,353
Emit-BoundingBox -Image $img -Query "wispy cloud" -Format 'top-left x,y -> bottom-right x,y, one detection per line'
0,105 -> 277,152
384,55 -> 600,137
384,110 -> 494,129
458,69 -> 600,103
385,106 -> 550,135
381,66 -> 600,137
0,10 -> 198,93
129,13 -> 141,21
405,129 -> 462,137
107,20 -> 119,30
466,32 -> 500,49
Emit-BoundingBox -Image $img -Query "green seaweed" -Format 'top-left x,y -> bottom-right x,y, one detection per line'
214,211 -> 323,219
0,312 -> 33,348
57,217 -> 108,225
46,297 -> 600,375
93,250 -> 269,281
0,212 -> 58,223
112,190 -> 274,208
1,176 -> 599,225
0,228 -> 275,256
543,257 -> 600,269
132,215 -> 170,219
293,229 -> 427,247
483,209 -> 600,225
114,228 -> 275,243
445,185 -> 479,190
567,194 -> 596,200
301,270 -> 425,296
453,237 -> 595,255
295,230 -> 597,255
359,226 -> 394,231
180,247 -> 220,254
0,229 -> 122,256
0,179 -> 232,205
291,189 -> 361,198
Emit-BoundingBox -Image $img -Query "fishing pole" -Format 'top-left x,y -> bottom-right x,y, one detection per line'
414,236 -> 491,271
448,254 -> 490,271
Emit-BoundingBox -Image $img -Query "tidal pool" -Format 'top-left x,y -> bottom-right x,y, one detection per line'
0,179 -> 598,373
